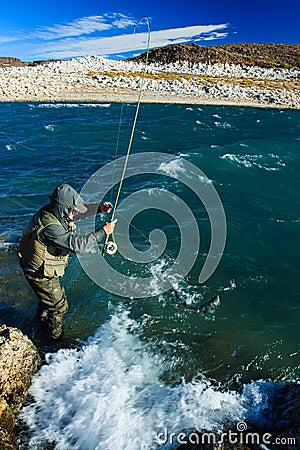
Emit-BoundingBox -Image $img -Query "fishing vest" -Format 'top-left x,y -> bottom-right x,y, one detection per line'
18,210 -> 69,277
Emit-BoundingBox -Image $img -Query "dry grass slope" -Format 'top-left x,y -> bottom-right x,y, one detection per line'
86,70 -> 299,91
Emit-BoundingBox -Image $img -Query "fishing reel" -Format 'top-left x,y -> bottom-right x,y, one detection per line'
106,241 -> 118,255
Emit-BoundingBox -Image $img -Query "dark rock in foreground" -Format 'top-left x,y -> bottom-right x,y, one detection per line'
0,325 -> 41,449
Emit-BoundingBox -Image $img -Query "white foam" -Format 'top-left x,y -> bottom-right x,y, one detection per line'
44,124 -> 55,131
20,310 -> 248,450
214,121 -> 233,129
0,241 -> 18,250
222,279 -> 237,292
220,153 -> 285,171
158,159 -> 186,177
33,103 -> 111,109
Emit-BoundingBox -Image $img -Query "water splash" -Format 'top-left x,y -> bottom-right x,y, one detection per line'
20,310 -> 246,450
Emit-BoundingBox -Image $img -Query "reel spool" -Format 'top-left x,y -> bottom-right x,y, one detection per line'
106,241 -> 118,255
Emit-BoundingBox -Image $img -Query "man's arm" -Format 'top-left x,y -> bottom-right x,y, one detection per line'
39,224 -> 105,253
76,202 -> 112,221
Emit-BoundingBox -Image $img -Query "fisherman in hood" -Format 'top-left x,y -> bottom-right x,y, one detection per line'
18,184 -> 116,341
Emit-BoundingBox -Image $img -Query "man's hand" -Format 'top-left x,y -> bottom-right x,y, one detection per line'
100,202 -> 113,213
103,219 -> 117,235
68,221 -> 77,232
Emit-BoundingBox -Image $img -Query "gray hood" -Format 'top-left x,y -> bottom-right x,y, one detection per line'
49,184 -> 87,227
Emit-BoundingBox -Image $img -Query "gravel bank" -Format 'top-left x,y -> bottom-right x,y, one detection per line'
0,55 -> 299,108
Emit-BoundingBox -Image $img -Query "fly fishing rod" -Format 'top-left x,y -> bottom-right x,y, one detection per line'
102,17 -> 151,256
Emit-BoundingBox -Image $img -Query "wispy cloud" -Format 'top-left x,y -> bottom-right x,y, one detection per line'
0,35 -> 21,44
196,32 -> 229,42
33,13 -> 136,40
107,12 -> 137,30
32,23 -> 230,59
0,13 -> 230,61
33,16 -> 112,40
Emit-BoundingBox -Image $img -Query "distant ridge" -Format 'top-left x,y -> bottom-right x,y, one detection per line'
0,57 -> 60,68
1,43 -> 299,70
131,43 -> 300,70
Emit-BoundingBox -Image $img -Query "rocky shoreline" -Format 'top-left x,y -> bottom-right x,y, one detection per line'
0,326 -> 40,449
0,55 -> 299,108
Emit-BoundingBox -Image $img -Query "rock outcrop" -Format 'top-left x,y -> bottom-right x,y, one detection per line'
0,57 -> 59,68
0,326 -> 41,449
0,57 -> 26,68
133,43 -> 300,70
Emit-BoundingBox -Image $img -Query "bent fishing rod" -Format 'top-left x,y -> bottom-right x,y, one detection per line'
102,17 -> 151,256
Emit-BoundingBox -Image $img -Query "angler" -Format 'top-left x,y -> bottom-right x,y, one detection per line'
18,184 -> 117,341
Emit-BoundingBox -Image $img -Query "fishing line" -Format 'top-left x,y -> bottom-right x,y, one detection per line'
110,103 -> 125,206
111,16 -> 151,221
0,131 -> 35,152
102,16 -> 151,256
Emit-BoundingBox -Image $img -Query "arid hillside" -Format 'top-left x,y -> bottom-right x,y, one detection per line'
131,43 -> 300,70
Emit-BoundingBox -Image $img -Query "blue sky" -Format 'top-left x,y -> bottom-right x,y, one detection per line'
0,0 -> 299,61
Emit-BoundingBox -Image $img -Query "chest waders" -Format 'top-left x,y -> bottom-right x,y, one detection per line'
19,211 -> 69,340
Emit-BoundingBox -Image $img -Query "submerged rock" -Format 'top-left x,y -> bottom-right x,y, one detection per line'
0,325 -> 41,449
